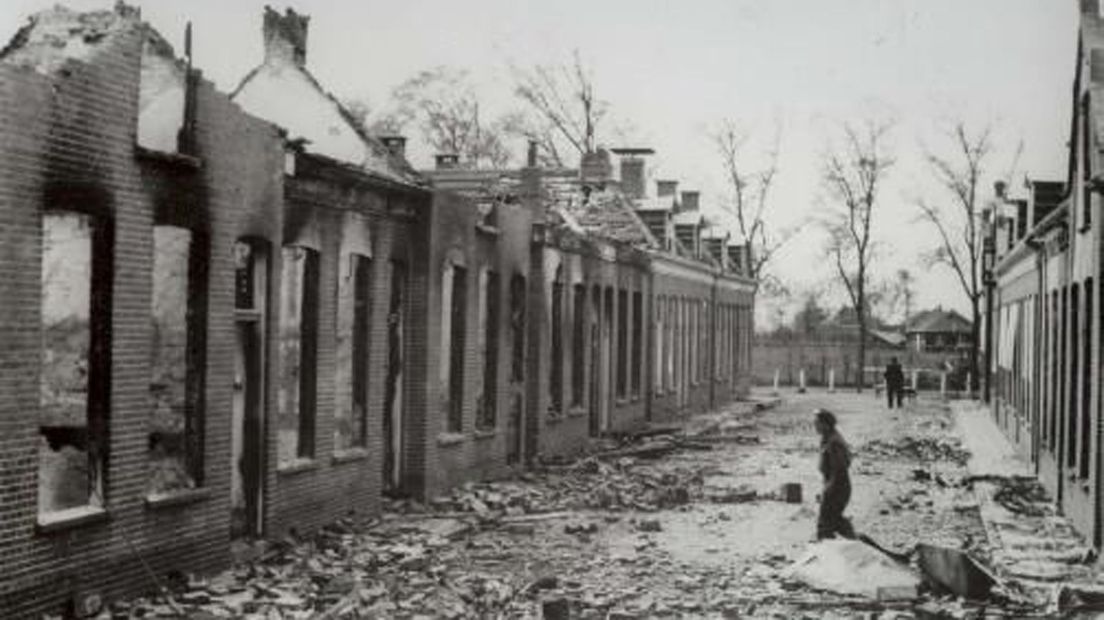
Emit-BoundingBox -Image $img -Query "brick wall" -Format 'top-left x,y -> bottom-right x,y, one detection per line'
0,21 -> 289,616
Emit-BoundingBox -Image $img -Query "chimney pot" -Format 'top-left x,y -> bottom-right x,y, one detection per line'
435,153 -> 460,170
527,140 -> 538,168
379,135 -> 406,159
994,180 -> 1007,199
263,7 -> 310,67
656,180 -> 678,198
580,148 -> 613,185
680,191 -> 700,211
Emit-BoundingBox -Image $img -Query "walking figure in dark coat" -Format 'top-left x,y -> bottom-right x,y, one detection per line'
815,409 -> 855,540
883,357 -> 905,409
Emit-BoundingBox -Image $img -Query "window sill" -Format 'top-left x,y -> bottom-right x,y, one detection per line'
475,224 -> 501,236
615,398 -> 629,406
145,487 -> 211,510
474,428 -> 497,440
437,432 -> 466,447
277,458 -> 320,475
135,145 -> 202,170
545,414 -> 564,425
332,448 -> 370,464
36,506 -> 109,534
567,406 -> 587,418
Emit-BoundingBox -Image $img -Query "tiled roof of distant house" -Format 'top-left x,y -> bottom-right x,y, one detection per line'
907,308 -> 972,334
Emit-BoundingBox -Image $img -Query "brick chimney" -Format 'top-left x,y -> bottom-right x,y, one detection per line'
611,148 -> 653,199
379,136 -> 406,159
264,7 -> 310,67
704,236 -> 726,265
656,180 -> 678,198
580,148 -> 613,185
680,191 -> 700,212
1082,0 -> 1102,16
727,245 -> 744,274
435,153 -> 460,170
620,158 -> 645,198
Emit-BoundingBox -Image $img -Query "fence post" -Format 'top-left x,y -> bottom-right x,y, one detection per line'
772,369 -> 780,395
940,372 -> 947,400
798,368 -> 807,393
828,368 -> 836,393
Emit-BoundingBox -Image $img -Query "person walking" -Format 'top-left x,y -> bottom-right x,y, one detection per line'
883,357 -> 904,409
814,409 -> 855,540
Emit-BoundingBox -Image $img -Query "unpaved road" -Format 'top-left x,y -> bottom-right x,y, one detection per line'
119,390 -> 997,619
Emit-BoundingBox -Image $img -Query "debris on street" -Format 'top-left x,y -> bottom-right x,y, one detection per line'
95,392 -> 1104,619
784,539 -> 922,599
863,436 -> 972,466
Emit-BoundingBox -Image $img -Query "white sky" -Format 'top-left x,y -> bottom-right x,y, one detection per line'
1,0 -> 1080,324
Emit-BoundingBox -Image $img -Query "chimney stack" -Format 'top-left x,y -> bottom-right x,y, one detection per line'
380,136 -> 406,160
656,180 -> 678,198
727,245 -> 745,275
435,153 -> 460,170
994,180 -> 1007,200
1082,0 -> 1102,17
527,139 -> 538,167
263,7 -> 310,67
611,147 -> 654,199
680,191 -> 700,212
580,148 -> 613,185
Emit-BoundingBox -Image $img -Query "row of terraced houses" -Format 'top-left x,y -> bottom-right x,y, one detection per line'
0,5 -> 756,616
985,0 -> 1104,551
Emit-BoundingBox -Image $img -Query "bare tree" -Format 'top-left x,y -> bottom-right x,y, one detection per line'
713,119 -> 798,282
915,122 -> 998,394
821,118 -> 895,392
363,67 -> 513,169
512,50 -> 606,164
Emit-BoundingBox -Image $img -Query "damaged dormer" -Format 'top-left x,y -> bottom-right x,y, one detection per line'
232,6 -> 423,186
0,4 -> 136,74
0,3 -> 200,157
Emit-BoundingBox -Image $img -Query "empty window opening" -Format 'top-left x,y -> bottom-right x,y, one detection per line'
335,254 -> 372,451
617,288 -> 628,398
510,275 -> 526,383
148,225 -> 206,495
549,271 -> 564,416
1050,291 -> 1059,452
277,246 -> 320,464
39,211 -> 111,515
478,270 -> 500,430
1068,285 -> 1077,469
632,290 -> 643,396
1081,279 -> 1093,478
448,265 -> 468,432
571,284 -> 586,407
654,296 -> 665,391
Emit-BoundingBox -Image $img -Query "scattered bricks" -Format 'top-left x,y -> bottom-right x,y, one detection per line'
635,519 -> 662,533
565,522 -> 599,535
781,482 -> 803,504
542,597 -> 571,620
876,584 -> 918,601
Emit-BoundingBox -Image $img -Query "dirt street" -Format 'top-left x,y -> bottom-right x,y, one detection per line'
114,391 -> 1037,619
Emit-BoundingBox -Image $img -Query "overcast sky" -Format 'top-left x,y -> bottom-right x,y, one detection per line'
1,1 -> 1080,325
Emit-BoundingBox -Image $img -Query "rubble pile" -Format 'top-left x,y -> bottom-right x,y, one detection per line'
862,436 -> 972,466
112,519 -> 530,619
413,456 -> 709,518
965,474 -> 1052,516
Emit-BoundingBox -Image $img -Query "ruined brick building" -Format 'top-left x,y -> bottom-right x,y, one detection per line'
0,5 -> 754,616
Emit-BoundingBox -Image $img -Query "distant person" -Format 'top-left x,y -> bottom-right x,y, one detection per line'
883,357 -> 905,409
814,409 -> 855,540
